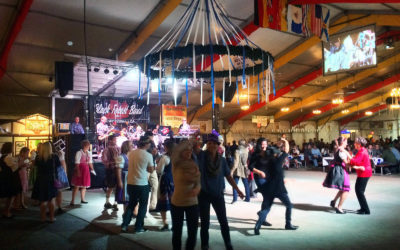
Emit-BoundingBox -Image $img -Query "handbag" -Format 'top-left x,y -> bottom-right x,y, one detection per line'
57,165 -> 70,190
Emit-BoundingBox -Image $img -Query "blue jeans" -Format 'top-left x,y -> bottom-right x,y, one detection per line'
255,193 -> 293,230
255,177 -> 266,188
233,176 -> 250,202
198,191 -> 233,250
122,184 -> 150,230
171,204 -> 199,250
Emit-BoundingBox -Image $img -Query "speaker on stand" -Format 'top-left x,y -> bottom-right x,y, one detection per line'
55,61 -> 74,97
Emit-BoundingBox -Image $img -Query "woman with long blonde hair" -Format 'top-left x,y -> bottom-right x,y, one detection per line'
31,142 -> 60,222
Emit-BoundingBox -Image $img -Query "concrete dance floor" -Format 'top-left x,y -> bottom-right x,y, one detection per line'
1,169 -> 400,250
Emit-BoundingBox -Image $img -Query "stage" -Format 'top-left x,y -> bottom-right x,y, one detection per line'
1,169 -> 400,250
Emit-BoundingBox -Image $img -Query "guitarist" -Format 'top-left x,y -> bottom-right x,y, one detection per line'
97,116 -> 110,152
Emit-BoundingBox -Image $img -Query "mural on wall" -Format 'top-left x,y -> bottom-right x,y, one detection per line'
14,114 -> 52,136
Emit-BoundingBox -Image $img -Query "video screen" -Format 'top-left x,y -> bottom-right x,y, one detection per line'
323,25 -> 376,75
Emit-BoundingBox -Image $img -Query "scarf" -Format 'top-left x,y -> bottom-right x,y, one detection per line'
205,151 -> 221,177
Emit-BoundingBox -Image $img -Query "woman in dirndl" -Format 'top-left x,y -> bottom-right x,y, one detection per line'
115,140 -> 132,211
156,139 -> 175,231
70,140 -> 93,205
323,136 -> 352,214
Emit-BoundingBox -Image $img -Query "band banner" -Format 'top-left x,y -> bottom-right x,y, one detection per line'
94,97 -> 150,125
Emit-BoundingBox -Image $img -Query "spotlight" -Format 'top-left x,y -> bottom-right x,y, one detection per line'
113,69 -> 118,75
104,68 -> 109,74
93,67 -> 100,72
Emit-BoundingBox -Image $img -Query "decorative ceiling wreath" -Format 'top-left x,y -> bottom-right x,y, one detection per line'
137,0 -> 275,109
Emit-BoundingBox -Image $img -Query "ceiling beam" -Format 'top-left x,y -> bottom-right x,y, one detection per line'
188,97 -> 222,123
275,52 -> 400,120
317,93 -> 391,126
227,68 -> 322,124
0,0 -> 34,80
290,1 -> 400,4
340,104 -> 388,126
292,71 -> 400,126
117,0 -> 182,62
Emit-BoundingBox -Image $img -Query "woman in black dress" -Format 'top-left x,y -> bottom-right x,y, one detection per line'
31,142 -> 60,222
0,142 -> 21,218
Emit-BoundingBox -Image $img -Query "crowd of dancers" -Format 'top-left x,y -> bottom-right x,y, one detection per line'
0,130 -> 376,250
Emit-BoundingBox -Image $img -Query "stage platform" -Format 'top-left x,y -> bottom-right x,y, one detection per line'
1,170 -> 399,250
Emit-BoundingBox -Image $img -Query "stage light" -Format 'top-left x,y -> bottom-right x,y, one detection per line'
113,69 -> 118,75
365,111 -> 373,116
312,109 -> 321,115
93,67 -> 100,72
104,68 -> 109,74
385,38 -> 394,50
341,109 -> 349,114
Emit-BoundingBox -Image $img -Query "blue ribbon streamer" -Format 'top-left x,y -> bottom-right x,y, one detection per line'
269,56 -> 276,96
242,46 -> 246,87
174,0 -> 199,48
205,0 -> 215,110
147,58 -> 151,101
321,9 -> 330,42
185,78 -> 188,107
236,77 -> 239,105
138,64 -> 141,99
257,73 -> 260,103
158,75 -> 161,106
172,50 -> 176,105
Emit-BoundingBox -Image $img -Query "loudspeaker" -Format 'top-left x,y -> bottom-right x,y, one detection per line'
219,82 -> 236,102
55,61 -> 73,97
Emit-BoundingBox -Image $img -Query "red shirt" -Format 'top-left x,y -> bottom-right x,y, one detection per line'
350,147 -> 372,178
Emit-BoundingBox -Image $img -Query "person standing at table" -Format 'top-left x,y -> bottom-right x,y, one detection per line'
70,116 -> 85,134
350,137 -> 372,215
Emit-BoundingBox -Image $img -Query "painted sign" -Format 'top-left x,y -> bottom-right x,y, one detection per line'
162,104 -> 187,128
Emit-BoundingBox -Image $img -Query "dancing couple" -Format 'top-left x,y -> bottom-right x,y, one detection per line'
323,137 -> 372,215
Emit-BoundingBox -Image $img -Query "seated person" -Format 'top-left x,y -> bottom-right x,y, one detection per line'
71,116 -> 85,134
382,145 -> 398,174
311,144 -> 322,167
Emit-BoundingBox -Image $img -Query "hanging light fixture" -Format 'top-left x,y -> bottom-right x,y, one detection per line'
241,105 -> 250,110
391,87 -> 400,97
365,111 -> 373,116
332,97 -> 343,105
138,0 -> 274,107
281,107 -> 289,112
312,109 -> 321,115
341,109 -> 349,114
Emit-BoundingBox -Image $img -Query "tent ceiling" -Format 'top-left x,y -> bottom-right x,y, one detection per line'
1,0 -> 400,124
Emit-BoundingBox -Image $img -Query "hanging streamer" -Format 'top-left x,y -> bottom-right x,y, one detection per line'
147,58 -> 151,105
200,78 -> 203,105
257,73 -> 260,103
138,64 -> 141,99
158,53 -> 162,105
192,44 -> 196,90
247,76 -> 250,105
222,77 -> 225,107
205,0 -> 215,110
236,77 -> 239,105
143,57 -> 146,100
242,46 -> 246,89
172,50 -> 177,106
269,56 -> 276,96
185,78 -> 188,107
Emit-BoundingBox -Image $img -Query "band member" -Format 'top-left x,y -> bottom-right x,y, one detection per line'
179,118 -> 190,135
71,116 -> 85,134
97,116 -> 109,151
